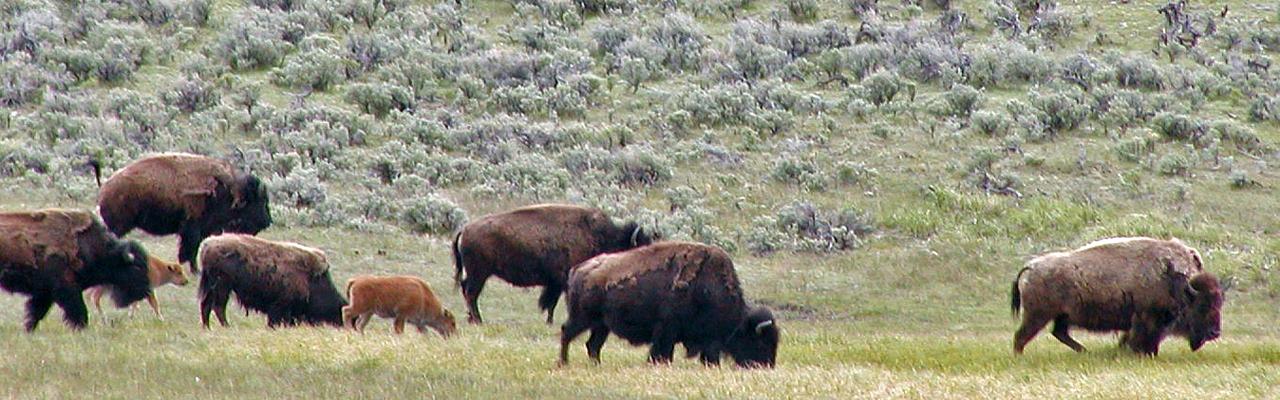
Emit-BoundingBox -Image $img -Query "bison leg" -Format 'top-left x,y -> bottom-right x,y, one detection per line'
177,226 -> 204,271
697,343 -> 723,366
147,293 -> 162,319
55,290 -> 90,330
647,326 -> 676,364
199,284 -> 231,328
393,316 -> 406,334
559,318 -> 593,366
356,314 -> 373,332
1127,311 -> 1171,356
341,306 -> 355,330
585,324 -> 609,365
1051,316 -> 1086,352
461,275 -> 488,324
1013,313 -> 1052,354
23,295 -> 54,332
87,286 -> 105,315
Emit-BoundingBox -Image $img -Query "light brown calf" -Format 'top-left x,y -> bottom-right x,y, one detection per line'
87,255 -> 189,318
343,275 -> 457,338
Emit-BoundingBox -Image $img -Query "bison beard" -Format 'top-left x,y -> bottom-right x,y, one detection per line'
558,242 -> 779,368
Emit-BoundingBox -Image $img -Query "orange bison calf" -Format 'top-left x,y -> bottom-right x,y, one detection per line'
1012,237 -> 1223,356
86,255 -> 189,319
343,275 -> 457,338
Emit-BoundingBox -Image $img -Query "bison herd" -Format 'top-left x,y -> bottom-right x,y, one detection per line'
0,152 -> 1234,368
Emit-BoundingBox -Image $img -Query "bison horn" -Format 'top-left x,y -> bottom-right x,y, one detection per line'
755,320 -> 774,334
630,226 -> 642,247
123,251 -> 135,264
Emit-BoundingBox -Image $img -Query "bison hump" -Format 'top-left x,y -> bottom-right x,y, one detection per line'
0,209 -> 96,270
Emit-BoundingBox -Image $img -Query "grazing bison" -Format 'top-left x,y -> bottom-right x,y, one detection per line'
0,209 -> 152,331
452,204 -> 655,324
1011,237 -> 1224,356
343,275 -> 457,338
86,255 -> 189,319
95,153 -> 272,270
559,241 -> 779,368
197,234 -> 345,328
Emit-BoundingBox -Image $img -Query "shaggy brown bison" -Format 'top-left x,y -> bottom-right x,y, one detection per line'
559,241 -> 779,368
197,234 -> 345,328
452,204 -> 654,324
95,153 -> 272,270
1011,237 -> 1223,356
343,275 -> 457,338
86,255 -> 189,319
0,209 -> 152,331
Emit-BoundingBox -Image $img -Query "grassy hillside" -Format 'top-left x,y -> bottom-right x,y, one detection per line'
2,0 -> 1280,398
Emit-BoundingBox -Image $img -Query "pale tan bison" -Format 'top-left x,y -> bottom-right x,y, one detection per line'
343,275 -> 457,338
1011,237 -> 1223,356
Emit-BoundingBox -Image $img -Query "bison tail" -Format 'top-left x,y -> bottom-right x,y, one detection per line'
451,230 -> 464,288
1011,266 -> 1031,316
345,278 -> 355,300
88,158 -> 103,187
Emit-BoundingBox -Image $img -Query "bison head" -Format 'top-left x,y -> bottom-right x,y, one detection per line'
621,221 -> 657,249
225,175 -> 272,235
101,240 -> 154,307
727,306 -> 780,368
1180,273 -> 1224,351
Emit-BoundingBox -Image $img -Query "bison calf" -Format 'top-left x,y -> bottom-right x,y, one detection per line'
1012,237 -> 1223,356
343,275 -> 457,338
86,255 -> 189,319
560,241 -> 779,368
453,204 -> 655,325
197,234 -> 346,328
0,209 -> 152,331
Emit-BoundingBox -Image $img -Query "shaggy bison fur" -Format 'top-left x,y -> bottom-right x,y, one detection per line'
95,153 -> 272,270
1011,237 -> 1224,356
87,255 -> 189,319
197,234 -> 345,328
560,241 -> 779,368
452,204 -> 654,324
0,209 -> 152,331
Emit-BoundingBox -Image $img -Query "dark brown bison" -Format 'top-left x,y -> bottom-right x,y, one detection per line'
197,234 -> 346,328
0,209 -> 152,331
559,241 -> 779,368
95,153 -> 272,270
1011,237 -> 1224,356
451,204 -> 654,324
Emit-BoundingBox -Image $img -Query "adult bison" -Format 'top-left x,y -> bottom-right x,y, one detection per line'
1011,237 -> 1223,356
95,153 -> 272,271
0,209 -> 152,331
452,204 -> 655,324
197,234 -> 345,328
559,241 -> 779,368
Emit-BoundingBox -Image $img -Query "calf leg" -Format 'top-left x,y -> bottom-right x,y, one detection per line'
147,293 -> 162,319
585,324 -> 609,365
461,275 -> 488,324
24,296 -> 54,332
356,314 -> 373,332
1051,316 -> 1086,352
393,316 -> 406,334
87,286 -> 105,315
1013,313 -> 1052,354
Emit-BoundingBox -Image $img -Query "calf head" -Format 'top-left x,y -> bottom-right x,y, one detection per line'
95,240 -> 153,307
225,175 -> 272,235
727,306 -> 780,368
430,309 -> 458,338
147,256 -> 189,287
